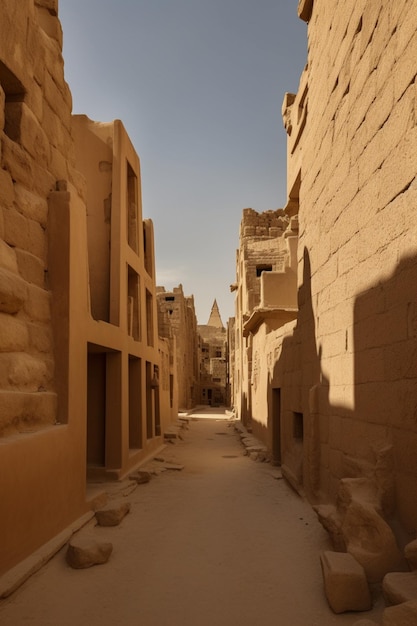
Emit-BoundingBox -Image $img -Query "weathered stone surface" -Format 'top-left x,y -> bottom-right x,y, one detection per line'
23,283 -> 50,322
405,540 -> 417,571
0,313 -> 29,352
95,501 -> 130,527
383,600 -> 417,625
320,550 -> 372,614
14,184 -> 48,227
0,240 -> 18,273
0,390 -> 57,436
0,266 -> 27,313
129,470 -> 152,484
0,352 -> 50,391
342,499 -> 404,582
66,536 -> 112,569
15,249 -> 45,287
315,477 -> 405,583
383,572 -> 417,606
314,504 -> 346,551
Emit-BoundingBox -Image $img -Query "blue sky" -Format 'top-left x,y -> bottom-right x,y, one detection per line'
59,0 -> 307,324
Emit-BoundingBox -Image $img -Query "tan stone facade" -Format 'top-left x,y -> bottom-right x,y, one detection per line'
197,300 -> 228,406
0,1 -> 176,579
232,0 -> 417,581
156,285 -> 199,410
232,208 -> 298,433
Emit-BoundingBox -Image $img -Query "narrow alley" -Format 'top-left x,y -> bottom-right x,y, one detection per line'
0,408 -> 384,626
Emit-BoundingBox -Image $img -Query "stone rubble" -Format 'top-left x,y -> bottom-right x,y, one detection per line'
66,536 -> 113,569
320,550 -> 372,614
95,502 -> 131,527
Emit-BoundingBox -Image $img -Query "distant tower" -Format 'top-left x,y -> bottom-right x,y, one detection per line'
207,299 -> 224,328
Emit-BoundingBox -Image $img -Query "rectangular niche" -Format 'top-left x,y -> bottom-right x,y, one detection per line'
146,289 -> 154,346
127,160 -> 138,253
128,355 -> 142,449
127,265 -> 140,341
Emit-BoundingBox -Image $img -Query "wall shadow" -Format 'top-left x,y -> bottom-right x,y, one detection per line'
266,245 -> 417,534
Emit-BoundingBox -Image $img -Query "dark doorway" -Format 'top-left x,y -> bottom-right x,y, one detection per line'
87,352 -> 106,467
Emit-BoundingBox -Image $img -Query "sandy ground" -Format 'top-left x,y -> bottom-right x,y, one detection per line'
0,408 -> 385,626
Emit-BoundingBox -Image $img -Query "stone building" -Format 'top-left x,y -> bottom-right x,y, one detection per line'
0,1 -> 176,582
197,300 -> 228,406
233,0 -> 417,583
156,284 -> 199,410
231,208 -> 298,434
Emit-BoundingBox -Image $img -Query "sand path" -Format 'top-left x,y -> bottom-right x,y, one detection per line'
0,408 -> 384,625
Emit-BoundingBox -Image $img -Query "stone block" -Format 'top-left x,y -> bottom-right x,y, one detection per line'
0,266 -> 27,313
320,550 -> 372,614
1,135 -> 33,187
0,353 -> 50,391
0,168 -> 15,209
405,540 -> 417,571
0,313 -> 29,352
383,600 -> 417,625
66,536 -> 113,569
23,283 -> 51,322
15,249 -> 45,287
0,390 -> 57,436
17,103 -> 50,166
14,184 -> 48,227
383,572 -> 417,606
0,240 -> 18,273
30,159 -> 55,198
342,499 -> 405,582
27,322 -> 53,353
95,502 -> 131,527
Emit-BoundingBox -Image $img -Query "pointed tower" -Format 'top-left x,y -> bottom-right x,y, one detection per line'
207,299 -> 224,328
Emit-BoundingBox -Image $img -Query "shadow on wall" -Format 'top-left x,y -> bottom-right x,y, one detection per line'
353,252 -> 417,533
268,246 -> 417,578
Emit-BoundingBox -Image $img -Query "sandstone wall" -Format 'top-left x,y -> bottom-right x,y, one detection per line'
156,285 -> 199,410
288,0 -> 417,529
0,0 -> 88,576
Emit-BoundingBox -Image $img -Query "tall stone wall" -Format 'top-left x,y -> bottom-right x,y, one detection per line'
0,0 -> 90,577
0,0 -> 74,436
285,0 -> 417,531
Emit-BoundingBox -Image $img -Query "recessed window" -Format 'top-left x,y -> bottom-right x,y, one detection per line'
165,296 -> 175,302
256,264 -> 272,277
1,60 -> 26,143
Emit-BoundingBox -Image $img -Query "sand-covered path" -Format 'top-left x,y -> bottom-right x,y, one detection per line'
0,408 -> 384,625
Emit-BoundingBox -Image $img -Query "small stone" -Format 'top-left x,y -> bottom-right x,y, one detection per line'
66,536 -> 113,569
320,550 -> 372,614
95,502 -> 130,527
129,470 -> 152,484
